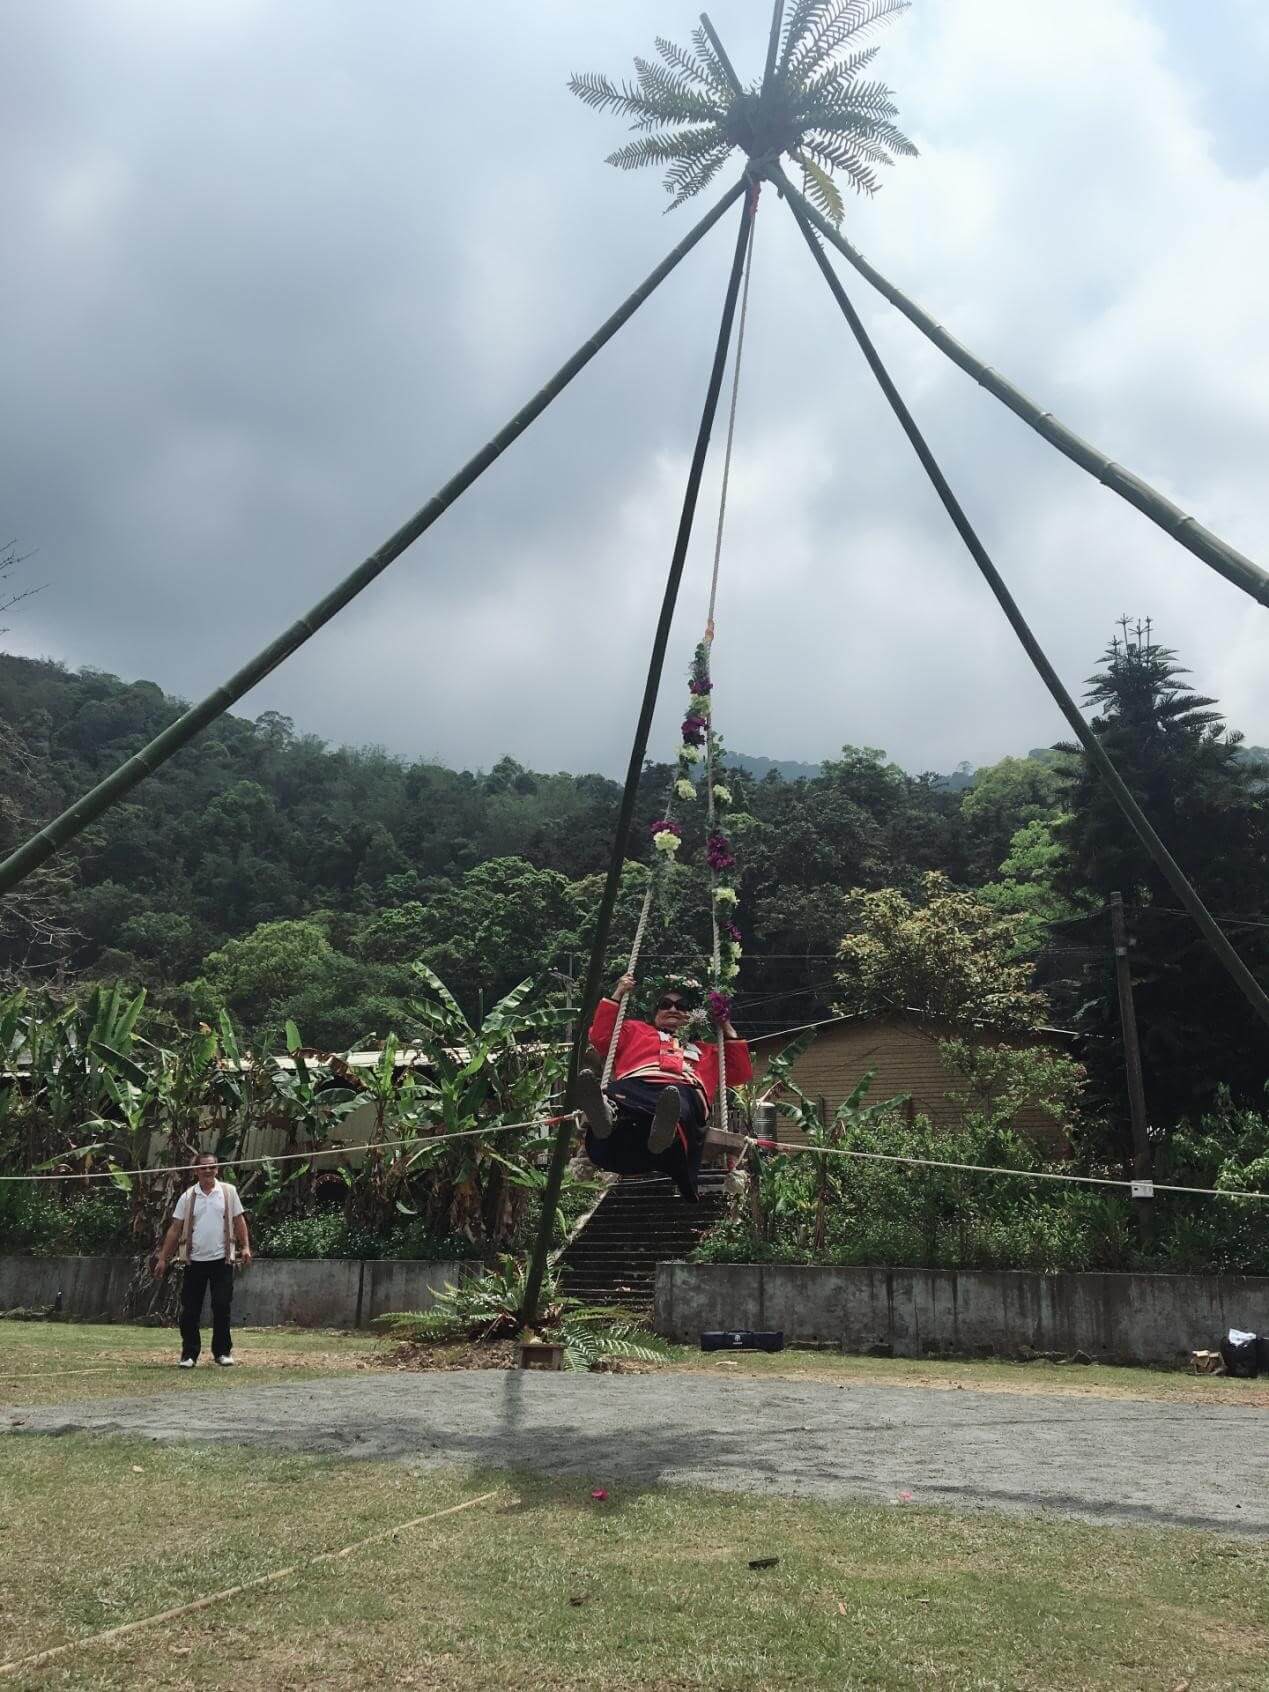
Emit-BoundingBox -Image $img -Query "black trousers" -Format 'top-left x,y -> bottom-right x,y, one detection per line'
585,1079 -> 708,1201
180,1260 -> 234,1361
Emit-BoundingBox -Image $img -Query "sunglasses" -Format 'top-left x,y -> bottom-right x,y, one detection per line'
656,997 -> 688,1011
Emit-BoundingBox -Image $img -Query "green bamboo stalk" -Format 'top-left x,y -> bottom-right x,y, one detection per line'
762,0 -> 785,91
786,183 -> 1269,1033
519,185 -> 759,1334
0,178 -> 749,903
698,13 -> 743,97
776,174 -> 1269,609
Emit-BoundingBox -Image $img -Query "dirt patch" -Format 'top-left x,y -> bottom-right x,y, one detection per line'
376,1339 -> 519,1372
10,1370 -> 1268,1539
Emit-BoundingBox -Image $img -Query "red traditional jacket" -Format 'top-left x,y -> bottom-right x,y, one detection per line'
588,997 -> 753,1105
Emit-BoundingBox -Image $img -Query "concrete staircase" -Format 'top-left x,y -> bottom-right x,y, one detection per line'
558,1169 -> 729,1312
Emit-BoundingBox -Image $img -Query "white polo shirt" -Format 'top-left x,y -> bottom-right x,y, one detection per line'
173,1181 -> 244,1262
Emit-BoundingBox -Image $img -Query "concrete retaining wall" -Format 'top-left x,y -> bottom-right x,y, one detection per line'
0,1256 -> 478,1328
654,1262 -> 1269,1366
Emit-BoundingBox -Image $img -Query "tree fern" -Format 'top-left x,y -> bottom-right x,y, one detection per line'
373,1262 -> 675,1371
795,149 -> 848,219
571,0 -> 915,223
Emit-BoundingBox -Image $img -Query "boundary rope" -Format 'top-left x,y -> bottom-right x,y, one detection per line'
746,1135 -> 1269,1202
0,1490 -> 501,1680
0,1112 -> 581,1183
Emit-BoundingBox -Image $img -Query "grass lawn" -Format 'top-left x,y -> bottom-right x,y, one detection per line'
0,1320 -> 377,1408
1,1432 -> 1266,1691
4,1319 -> 1267,1410
3,1323 -> 1268,1688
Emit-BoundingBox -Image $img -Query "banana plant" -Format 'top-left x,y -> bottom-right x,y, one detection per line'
400,966 -> 573,1248
4,984 -> 148,1176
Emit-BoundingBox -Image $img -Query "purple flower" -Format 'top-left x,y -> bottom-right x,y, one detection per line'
681,715 -> 707,746
707,990 -> 732,1026
726,922 -> 743,945
689,676 -> 713,696
706,832 -> 735,872
650,817 -> 682,839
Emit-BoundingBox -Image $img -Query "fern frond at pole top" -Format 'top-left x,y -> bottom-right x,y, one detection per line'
570,1 -> 915,224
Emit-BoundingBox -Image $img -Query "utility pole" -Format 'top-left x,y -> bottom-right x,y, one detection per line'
1109,891 -> 1153,1240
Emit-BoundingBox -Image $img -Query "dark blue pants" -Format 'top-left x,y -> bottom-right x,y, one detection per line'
585,1079 -> 707,1200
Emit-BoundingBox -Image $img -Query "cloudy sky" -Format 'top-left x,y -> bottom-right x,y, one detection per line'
5,0 -> 1268,778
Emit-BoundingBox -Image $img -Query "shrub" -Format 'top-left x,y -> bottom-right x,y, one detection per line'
694,1098 -> 1269,1276
255,1210 -> 476,1262
0,1187 -> 131,1257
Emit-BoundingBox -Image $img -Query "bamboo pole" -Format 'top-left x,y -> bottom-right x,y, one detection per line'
762,0 -> 785,91
775,174 -> 1269,610
519,184 -> 760,1333
0,179 -> 749,902
698,13 -> 743,97
784,182 -> 1269,1034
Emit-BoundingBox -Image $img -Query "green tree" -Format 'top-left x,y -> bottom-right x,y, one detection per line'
960,755 -> 1063,883
978,816 -> 1083,956
184,919 -> 398,1048
355,858 -> 585,1016
835,872 -> 1047,1034
1055,628 -> 1269,1124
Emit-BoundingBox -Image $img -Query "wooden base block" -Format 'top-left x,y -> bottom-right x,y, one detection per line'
519,1341 -> 565,1371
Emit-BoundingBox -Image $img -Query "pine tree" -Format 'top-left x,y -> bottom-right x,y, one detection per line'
1055,623 -> 1269,1127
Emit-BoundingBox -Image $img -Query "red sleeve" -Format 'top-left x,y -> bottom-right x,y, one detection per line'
723,1038 -> 753,1086
589,997 -> 619,1055
695,1044 -> 718,1100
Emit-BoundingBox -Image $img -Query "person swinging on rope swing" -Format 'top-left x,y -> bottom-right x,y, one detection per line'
575,973 -> 752,1203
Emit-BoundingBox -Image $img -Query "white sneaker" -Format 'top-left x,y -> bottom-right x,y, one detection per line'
179,1358 -> 196,1369
214,1355 -> 235,1367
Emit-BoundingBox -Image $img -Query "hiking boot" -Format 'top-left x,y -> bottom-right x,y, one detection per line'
647,1088 -> 681,1155
574,1072 -> 614,1140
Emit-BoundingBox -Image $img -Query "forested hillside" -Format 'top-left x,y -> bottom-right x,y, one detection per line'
4,630 -> 1268,1136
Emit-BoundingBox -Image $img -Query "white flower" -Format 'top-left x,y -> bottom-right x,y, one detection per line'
713,885 -> 738,906
653,830 -> 682,855
675,779 -> 697,802
712,784 -> 732,806
680,744 -> 703,764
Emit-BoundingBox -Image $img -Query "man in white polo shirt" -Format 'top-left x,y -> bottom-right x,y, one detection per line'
154,1152 -> 251,1367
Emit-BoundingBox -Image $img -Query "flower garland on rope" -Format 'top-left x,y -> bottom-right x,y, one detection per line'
648,641 -> 743,1029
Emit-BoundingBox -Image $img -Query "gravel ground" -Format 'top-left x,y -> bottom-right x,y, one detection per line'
9,1371 -> 1267,1536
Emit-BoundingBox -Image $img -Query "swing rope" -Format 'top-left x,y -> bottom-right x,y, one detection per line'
600,186 -> 759,1111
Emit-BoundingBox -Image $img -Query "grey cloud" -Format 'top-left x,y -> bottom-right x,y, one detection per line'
4,0 -> 1267,780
